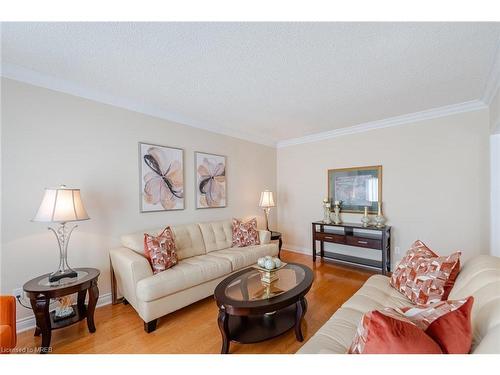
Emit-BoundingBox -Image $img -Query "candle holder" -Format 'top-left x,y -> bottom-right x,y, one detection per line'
361,206 -> 371,227
374,201 -> 386,228
331,201 -> 342,224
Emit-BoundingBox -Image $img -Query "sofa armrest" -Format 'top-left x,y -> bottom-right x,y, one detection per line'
259,230 -> 271,244
109,247 -> 153,307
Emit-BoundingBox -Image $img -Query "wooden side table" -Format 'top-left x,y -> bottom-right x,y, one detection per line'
270,231 -> 282,258
23,268 -> 100,353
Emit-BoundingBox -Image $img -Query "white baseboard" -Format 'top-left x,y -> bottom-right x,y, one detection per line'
283,244 -> 384,271
16,292 -> 112,333
282,244 -> 311,255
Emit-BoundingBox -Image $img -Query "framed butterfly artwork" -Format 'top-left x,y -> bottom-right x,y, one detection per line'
195,151 -> 227,209
139,142 -> 185,212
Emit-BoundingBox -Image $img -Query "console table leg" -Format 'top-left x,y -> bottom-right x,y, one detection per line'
87,280 -> 99,333
312,224 -> 317,262
294,297 -> 307,342
30,296 -> 51,354
382,231 -> 388,275
217,308 -> 230,354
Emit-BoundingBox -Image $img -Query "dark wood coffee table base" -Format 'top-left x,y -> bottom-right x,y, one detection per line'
217,297 -> 307,354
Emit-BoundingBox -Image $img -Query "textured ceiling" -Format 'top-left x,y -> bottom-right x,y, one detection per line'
2,22 -> 500,145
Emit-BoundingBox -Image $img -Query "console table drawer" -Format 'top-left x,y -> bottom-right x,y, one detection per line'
316,233 -> 346,244
346,236 -> 382,250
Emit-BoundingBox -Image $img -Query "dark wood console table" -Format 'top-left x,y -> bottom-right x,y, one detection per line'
312,222 -> 391,275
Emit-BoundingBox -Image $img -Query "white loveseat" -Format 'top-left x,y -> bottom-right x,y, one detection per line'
297,255 -> 500,354
109,220 -> 278,332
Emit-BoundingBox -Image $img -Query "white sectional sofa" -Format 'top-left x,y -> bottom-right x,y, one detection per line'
109,220 -> 278,332
297,255 -> 500,354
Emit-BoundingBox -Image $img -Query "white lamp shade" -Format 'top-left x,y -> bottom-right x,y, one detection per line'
33,186 -> 90,223
259,190 -> 275,208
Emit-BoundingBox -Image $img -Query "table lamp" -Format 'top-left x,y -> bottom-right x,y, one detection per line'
33,185 -> 90,282
259,190 -> 275,231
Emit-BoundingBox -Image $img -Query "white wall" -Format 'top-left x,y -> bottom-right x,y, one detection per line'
490,87 -> 500,256
491,134 -> 500,257
277,109 -> 491,266
0,78 -> 277,321
490,88 -> 500,134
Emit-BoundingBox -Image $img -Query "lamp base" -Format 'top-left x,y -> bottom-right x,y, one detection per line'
49,269 -> 78,282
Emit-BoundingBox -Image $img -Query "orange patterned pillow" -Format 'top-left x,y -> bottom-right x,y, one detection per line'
349,297 -> 473,354
398,296 -> 474,354
231,218 -> 260,247
144,226 -> 178,274
348,310 -> 442,354
390,240 -> 461,305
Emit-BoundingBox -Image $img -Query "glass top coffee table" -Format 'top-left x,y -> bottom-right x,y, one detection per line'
214,262 -> 313,354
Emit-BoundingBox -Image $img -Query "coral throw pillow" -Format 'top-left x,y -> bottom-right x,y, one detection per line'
349,297 -> 473,354
232,218 -> 260,247
349,310 -> 443,354
144,226 -> 178,274
390,240 -> 461,305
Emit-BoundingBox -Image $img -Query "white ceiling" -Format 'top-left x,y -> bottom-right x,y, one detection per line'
2,22 -> 500,146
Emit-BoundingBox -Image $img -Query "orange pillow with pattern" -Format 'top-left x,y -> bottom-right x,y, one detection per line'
398,296 -> 474,353
348,310 -> 443,354
390,240 -> 461,305
231,218 -> 260,247
349,297 -> 473,354
144,226 -> 178,274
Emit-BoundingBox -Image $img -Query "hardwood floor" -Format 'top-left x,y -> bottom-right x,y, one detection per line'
16,250 -> 374,354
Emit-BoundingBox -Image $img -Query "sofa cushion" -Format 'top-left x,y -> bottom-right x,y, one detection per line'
209,243 -> 278,271
198,220 -> 233,252
297,274 -> 414,354
121,228 -> 163,254
298,255 -> 500,354
171,224 -> 206,259
121,224 -> 206,260
448,255 -> 500,353
136,254 -> 232,302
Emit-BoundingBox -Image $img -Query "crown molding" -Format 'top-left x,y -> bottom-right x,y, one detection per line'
276,100 -> 487,148
1,63 -> 491,149
0,63 -> 276,148
482,39 -> 500,105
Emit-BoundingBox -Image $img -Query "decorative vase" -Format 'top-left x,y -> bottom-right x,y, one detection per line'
332,201 -> 342,224
361,206 -> 371,227
374,201 -> 386,228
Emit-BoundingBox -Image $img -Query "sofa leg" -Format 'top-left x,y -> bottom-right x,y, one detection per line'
144,319 -> 158,333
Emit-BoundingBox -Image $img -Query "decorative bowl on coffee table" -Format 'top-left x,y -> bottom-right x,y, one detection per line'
252,262 -> 287,284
